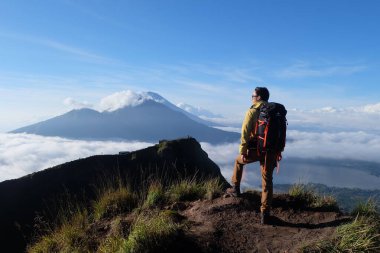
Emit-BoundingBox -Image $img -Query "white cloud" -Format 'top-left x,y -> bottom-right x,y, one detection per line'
201,130 -> 380,167
311,106 -> 340,113
98,90 -> 164,112
201,130 -> 380,190
212,126 -> 241,133
1,130 -> 380,189
277,62 -> 366,78
361,103 -> 380,113
285,130 -> 380,162
202,116 -> 243,128
177,103 -> 223,118
308,103 -> 380,114
63,97 -> 93,109
0,133 -> 152,182
0,32 -> 116,64
288,102 -> 380,133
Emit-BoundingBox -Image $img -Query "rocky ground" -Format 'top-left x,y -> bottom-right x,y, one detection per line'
177,191 -> 350,253
59,190 -> 351,253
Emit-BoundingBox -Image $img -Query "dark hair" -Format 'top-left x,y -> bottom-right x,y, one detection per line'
255,87 -> 270,101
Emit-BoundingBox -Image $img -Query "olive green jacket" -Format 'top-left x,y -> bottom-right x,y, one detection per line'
239,100 -> 266,155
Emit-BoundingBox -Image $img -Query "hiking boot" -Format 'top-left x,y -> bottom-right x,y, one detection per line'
260,212 -> 270,225
226,185 -> 241,197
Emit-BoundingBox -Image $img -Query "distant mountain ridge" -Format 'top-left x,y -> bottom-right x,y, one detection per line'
10,93 -> 238,144
275,183 -> 380,212
144,92 -> 223,127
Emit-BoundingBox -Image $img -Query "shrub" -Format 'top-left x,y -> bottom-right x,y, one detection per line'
93,186 -> 137,221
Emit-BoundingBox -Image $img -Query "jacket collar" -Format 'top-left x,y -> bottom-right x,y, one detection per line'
252,100 -> 265,109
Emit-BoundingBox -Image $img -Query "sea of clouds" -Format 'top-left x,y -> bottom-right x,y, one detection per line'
1,130 -> 380,189
202,130 -> 380,190
0,133 -> 152,181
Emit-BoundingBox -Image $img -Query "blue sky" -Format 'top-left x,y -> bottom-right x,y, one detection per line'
1,0 -> 380,132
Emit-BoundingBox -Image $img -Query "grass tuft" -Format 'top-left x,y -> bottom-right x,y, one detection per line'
335,215 -> 380,252
28,176 -> 224,252
123,211 -> 181,252
302,203 -> 380,253
143,181 -> 166,208
27,211 -> 89,253
351,198 -> 379,217
203,178 -> 224,200
289,183 -> 339,211
93,186 -> 137,221
168,177 -> 224,202
97,236 -> 126,253
168,179 -> 206,202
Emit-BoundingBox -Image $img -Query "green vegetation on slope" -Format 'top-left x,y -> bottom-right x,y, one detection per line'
27,176 -> 223,253
28,180 -> 380,253
93,186 -> 137,221
301,195 -> 380,252
288,183 -> 339,211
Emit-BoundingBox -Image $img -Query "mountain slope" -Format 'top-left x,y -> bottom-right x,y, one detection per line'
0,138 -> 228,253
1,137 -> 370,253
10,100 -> 239,143
145,92 -> 222,127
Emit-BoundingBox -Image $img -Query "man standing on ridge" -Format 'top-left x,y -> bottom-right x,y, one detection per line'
226,87 -> 278,225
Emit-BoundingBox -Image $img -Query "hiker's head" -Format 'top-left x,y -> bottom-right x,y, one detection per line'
253,87 -> 269,102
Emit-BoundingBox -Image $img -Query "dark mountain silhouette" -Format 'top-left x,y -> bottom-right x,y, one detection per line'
10,99 -> 238,144
0,137 -> 228,253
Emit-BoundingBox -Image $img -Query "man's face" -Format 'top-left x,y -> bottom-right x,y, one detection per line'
252,91 -> 259,104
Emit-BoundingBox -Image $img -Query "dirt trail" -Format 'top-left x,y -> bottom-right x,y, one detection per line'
179,192 -> 351,253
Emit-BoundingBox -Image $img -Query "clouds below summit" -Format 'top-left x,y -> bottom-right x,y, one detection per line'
2,129 -> 380,190
177,103 -> 223,118
0,133 -> 152,182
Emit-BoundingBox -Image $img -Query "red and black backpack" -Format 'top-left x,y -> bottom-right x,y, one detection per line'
255,102 -> 287,172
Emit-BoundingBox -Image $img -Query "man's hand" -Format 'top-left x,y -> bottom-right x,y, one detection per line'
241,154 -> 248,163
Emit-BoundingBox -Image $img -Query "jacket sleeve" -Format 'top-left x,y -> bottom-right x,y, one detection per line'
239,108 -> 256,155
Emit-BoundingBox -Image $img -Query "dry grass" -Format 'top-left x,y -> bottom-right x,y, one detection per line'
27,211 -> 89,253
302,200 -> 380,253
93,186 -> 137,221
289,183 -> 339,210
27,176 -> 224,252
123,211 -> 182,252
